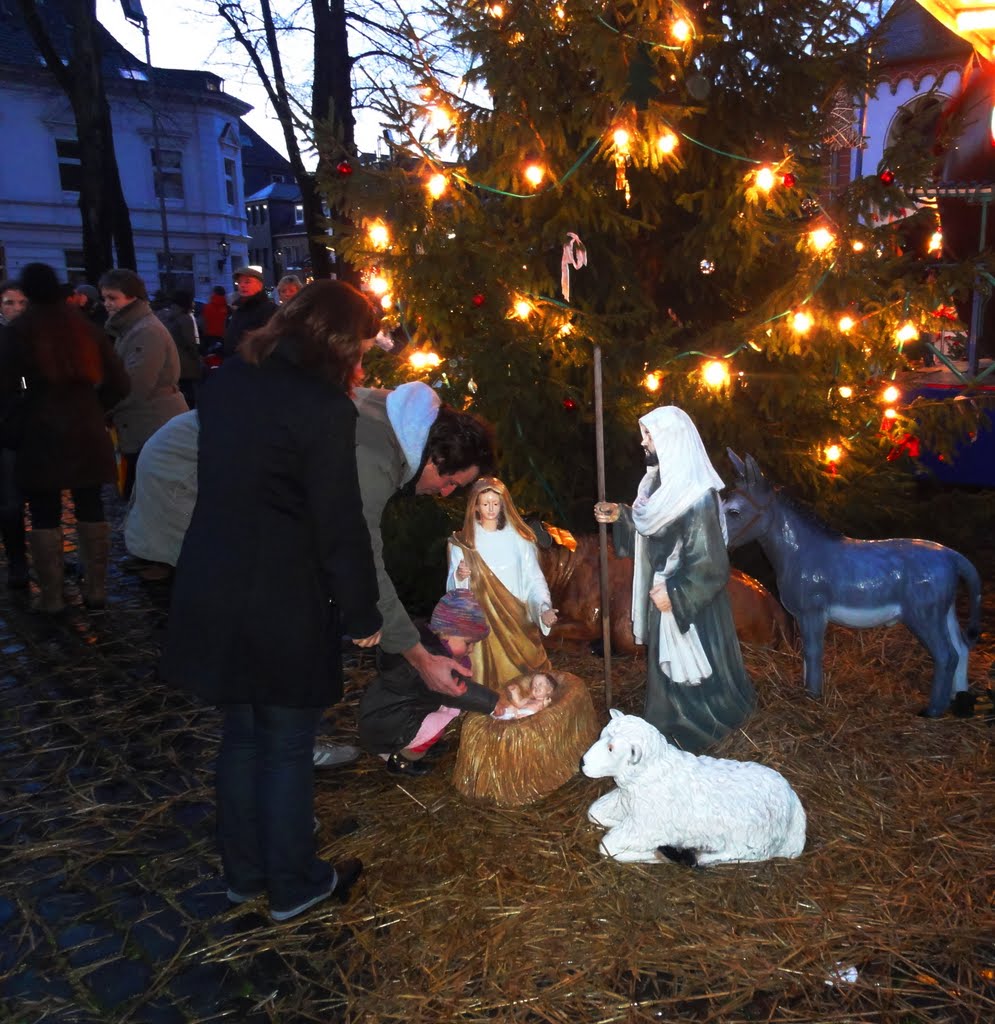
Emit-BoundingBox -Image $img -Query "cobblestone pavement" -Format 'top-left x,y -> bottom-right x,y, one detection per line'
0,501 -> 370,1023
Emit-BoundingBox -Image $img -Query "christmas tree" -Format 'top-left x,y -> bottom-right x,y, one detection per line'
322,0 -> 979,528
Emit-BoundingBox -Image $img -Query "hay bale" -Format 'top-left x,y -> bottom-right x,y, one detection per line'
451,670 -> 600,807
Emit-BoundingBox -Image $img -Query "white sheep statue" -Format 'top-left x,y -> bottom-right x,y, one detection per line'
581,710 -> 807,866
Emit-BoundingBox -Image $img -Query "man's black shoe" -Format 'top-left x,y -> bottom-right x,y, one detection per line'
385,752 -> 433,777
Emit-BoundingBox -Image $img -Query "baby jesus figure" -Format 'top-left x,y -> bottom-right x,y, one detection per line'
492,672 -> 558,720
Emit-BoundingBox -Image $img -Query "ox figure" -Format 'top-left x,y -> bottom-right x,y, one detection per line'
722,452 -> 981,717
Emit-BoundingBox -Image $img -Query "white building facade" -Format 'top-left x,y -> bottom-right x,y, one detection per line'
0,8 -> 252,297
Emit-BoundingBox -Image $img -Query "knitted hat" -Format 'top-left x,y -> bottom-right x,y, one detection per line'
233,266 -> 264,283
429,590 -> 490,642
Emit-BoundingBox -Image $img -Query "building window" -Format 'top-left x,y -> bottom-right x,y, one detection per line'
64,249 -> 86,285
224,157 -> 236,206
271,173 -> 285,183
294,204 -> 305,225
56,139 -> 82,192
151,148 -> 184,200
259,204 -> 267,224
157,252 -> 194,294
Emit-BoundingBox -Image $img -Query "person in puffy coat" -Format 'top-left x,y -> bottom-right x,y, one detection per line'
160,280 -> 383,923
100,269 -> 188,498
0,263 -> 130,611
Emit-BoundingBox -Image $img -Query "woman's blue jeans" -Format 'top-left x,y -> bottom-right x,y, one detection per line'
217,704 -> 333,912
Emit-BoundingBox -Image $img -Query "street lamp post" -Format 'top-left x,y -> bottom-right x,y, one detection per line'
120,1 -> 173,293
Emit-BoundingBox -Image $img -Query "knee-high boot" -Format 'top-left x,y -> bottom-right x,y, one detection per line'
1,512 -> 28,589
76,521 -> 111,609
28,528 -> 65,613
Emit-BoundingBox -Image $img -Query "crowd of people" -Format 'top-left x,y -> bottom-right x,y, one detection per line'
0,263 -> 311,605
0,260 -> 756,924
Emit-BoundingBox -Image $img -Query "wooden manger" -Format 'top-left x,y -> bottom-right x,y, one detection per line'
451,670 -> 601,807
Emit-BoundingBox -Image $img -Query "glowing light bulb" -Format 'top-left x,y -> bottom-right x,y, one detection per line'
513,298 -> 533,320
883,407 -> 898,420
380,294 -> 393,310
426,173 -> 447,199
613,127 -> 631,150
838,385 -> 853,399
409,350 -> 442,370
368,274 -> 389,296
895,321 -> 918,344
671,18 -> 691,42
554,4 -> 565,19
809,227 -> 835,252
882,385 -> 900,404
838,314 -> 855,333
791,310 -> 814,334
928,231 -> 943,253
558,323 -> 573,337
824,444 -> 843,464
368,220 -> 390,249
524,163 -> 545,187
429,105 -> 452,132
755,166 -> 775,192
643,371 -> 662,392
488,3 -> 504,17
701,360 -> 729,389
851,240 -> 865,252
657,131 -> 678,155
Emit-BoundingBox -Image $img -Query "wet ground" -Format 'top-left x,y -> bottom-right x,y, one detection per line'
0,499 -> 375,1023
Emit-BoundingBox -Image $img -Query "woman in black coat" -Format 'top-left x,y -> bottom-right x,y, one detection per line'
160,280 -> 383,923
0,263 -> 130,612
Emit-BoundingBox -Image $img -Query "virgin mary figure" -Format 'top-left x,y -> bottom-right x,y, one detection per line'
447,477 -> 556,688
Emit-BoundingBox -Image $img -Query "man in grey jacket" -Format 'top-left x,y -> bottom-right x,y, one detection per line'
352,383 -> 496,699
125,381 -> 496,765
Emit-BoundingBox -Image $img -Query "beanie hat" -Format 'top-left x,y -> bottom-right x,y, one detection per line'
75,284 -> 99,309
429,589 -> 490,642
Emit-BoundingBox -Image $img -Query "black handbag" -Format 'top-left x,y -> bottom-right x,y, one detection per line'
0,377 -> 27,449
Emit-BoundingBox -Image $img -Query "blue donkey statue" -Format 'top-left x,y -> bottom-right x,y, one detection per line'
722,451 -> 981,717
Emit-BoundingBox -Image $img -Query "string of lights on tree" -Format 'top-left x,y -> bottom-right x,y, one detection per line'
330,2 -> 973,472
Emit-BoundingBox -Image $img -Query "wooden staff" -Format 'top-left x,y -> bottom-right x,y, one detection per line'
593,342 -> 612,708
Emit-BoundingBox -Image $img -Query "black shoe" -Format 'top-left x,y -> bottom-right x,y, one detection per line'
269,857 -> 364,923
385,752 -> 433,777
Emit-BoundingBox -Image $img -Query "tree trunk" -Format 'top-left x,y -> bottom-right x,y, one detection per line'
312,0 -> 357,285
18,0 -> 135,281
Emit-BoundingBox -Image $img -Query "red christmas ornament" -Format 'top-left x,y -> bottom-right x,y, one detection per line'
781,172 -> 796,188
562,397 -> 577,411
471,293 -> 485,307
879,169 -> 895,185
336,160 -> 354,177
